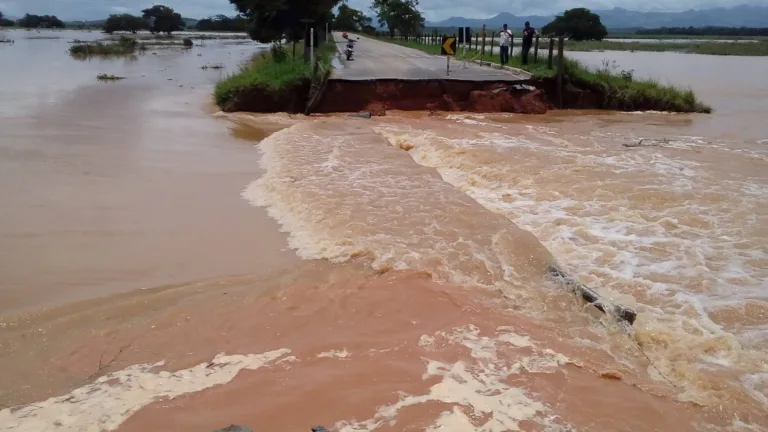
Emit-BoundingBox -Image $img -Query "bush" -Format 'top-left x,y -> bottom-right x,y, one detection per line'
270,43 -> 288,63
214,42 -> 336,110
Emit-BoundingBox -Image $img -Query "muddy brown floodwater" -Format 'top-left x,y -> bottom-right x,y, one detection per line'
0,30 -> 297,313
1,31 -> 768,432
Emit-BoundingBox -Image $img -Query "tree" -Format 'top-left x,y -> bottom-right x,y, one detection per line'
103,14 -> 150,34
16,14 -> 65,28
196,15 -> 249,32
541,8 -> 607,41
0,11 -> 12,27
228,0 -> 341,43
141,5 -> 184,34
333,4 -> 371,31
372,0 -> 424,37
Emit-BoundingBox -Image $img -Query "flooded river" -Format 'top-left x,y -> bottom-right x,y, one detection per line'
1,31 -> 768,431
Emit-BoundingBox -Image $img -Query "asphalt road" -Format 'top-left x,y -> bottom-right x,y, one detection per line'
332,33 -> 531,81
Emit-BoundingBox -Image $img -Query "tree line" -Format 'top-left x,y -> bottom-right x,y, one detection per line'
196,15 -> 249,32
636,26 -> 768,36
1,3 -> 613,43
0,13 -> 65,28
104,5 -> 184,34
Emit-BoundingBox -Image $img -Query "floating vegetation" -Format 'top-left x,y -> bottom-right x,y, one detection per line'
201,63 -> 225,70
96,73 -> 126,81
69,36 -> 142,56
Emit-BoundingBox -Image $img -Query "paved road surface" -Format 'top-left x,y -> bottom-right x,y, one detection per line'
332,33 -> 531,81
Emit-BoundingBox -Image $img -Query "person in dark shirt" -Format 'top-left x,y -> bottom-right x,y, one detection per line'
521,21 -> 537,65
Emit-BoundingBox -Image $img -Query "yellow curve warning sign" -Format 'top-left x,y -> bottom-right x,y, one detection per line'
441,36 -> 456,56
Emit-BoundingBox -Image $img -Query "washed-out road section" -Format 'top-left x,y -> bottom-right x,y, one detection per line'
331,32 -> 531,81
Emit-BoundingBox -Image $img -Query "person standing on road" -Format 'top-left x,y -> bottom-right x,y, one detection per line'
521,21 -> 537,65
498,24 -> 513,67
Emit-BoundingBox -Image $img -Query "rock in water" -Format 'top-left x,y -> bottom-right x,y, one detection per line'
210,425 -> 253,432
311,427 -> 331,432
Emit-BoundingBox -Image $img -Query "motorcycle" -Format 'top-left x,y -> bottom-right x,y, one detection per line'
344,39 -> 356,61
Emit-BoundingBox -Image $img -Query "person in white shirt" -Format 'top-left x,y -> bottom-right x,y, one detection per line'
498,23 -> 513,66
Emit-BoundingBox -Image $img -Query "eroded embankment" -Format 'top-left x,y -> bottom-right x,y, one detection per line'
315,79 -> 550,115
219,76 -> 699,115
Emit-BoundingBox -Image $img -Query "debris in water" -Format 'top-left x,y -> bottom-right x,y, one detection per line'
348,112 -> 372,119
96,73 -> 125,82
210,425 -> 253,432
547,266 -> 637,325
599,371 -> 624,381
623,138 -> 669,148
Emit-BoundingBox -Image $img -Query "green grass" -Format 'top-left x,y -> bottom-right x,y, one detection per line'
214,42 -> 336,109
375,35 -> 711,113
565,39 -> 768,56
69,36 -> 144,56
565,59 -> 711,113
96,73 -> 125,81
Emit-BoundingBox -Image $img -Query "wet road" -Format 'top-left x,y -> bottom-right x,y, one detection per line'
332,32 -> 531,81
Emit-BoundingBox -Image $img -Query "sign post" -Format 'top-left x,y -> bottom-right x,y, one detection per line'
441,36 -> 457,77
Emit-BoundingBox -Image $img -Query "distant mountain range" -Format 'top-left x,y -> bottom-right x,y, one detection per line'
426,5 -> 768,30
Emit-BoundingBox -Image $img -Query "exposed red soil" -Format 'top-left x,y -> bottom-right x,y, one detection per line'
315,79 -> 551,115
219,75 -> 698,115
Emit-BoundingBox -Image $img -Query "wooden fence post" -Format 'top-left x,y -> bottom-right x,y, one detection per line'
556,36 -> 564,108
490,35 -> 495,63
533,35 -> 540,63
547,37 -> 554,69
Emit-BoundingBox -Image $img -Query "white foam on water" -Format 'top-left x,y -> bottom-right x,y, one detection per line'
0,349 -> 291,432
317,349 -> 351,359
335,325 -> 570,432
373,120 -> 768,411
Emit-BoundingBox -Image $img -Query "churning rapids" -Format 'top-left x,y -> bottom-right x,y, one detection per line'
1,30 -> 768,432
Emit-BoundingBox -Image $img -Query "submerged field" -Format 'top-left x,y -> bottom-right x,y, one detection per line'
566,39 -> 768,56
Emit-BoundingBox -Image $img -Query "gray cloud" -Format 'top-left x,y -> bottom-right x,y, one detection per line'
1,0 -> 766,21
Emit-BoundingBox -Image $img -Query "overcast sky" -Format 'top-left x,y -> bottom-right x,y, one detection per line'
1,0 -> 766,21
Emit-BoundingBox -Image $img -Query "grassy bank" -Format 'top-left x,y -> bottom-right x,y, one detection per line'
374,35 -> 711,113
214,42 -> 335,110
69,36 -> 144,56
565,59 -> 710,112
565,39 -> 768,56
